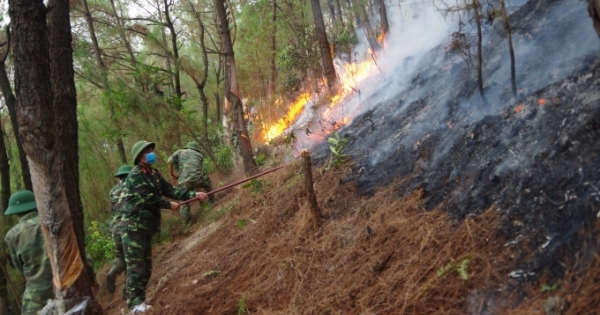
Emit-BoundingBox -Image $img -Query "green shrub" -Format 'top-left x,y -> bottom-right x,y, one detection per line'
216,145 -> 234,173
86,221 -> 114,268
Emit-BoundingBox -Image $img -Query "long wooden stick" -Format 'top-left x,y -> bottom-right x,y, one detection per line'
179,164 -> 286,205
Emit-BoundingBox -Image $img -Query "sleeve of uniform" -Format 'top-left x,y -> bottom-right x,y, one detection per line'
167,151 -> 178,165
124,170 -> 170,214
4,237 -> 23,274
156,169 -> 195,201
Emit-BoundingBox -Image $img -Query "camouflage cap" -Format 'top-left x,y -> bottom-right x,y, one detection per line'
131,141 -> 155,164
4,190 -> 37,216
184,141 -> 199,150
115,165 -> 133,178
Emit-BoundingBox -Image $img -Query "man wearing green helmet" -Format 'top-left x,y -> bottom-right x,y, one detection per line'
167,141 -> 213,225
121,140 -> 207,314
106,165 -> 132,296
3,190 -> 54,315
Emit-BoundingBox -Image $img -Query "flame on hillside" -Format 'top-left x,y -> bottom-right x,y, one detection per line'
262,57 -> 380,143
264,93 -> 310,141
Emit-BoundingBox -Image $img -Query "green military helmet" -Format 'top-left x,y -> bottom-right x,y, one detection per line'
4,190 -> 37,216
184,141 -> 199,150
131,140 -> 155,164
115,165 -> 133,178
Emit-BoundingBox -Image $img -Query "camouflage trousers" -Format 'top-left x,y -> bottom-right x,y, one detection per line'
179,177 -> 212,225
122,228 -> 153,309
108,226 -> 127,298
22,287 -> 54,315
109,226 -> 126,276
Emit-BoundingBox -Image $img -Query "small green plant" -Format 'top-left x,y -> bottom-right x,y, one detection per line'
86,221 -> 114,268
255,153 -> 266,166
285,172 -> 304,187
242,179 -> 263,193
238,296 -> 247,315
420,254 -> 473,297
216,145 -> 234,173
327,131 -> 348,168
237,219 -> 246,228
541,283 -> 558,292
202,270 -> 221,277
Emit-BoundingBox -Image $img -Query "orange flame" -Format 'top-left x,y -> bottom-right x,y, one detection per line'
265,93 -> 310,141
262,55 -> 380,145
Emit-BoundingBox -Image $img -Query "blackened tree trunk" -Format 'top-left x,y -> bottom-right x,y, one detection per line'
9,0 -> 99,312
499,0 -> 517,97
473,0 -> 486,102
589,0 -> 600,37
377,0 -> 388,39
0,30 -> 32,191
310,0 -> 337,89
214,0 -> 258,176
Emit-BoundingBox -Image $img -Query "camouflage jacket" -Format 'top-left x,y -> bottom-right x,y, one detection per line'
4,212 -> 54,303
109,179 -> 128,232
122,165 -> 195,234
167,148 -> 206,185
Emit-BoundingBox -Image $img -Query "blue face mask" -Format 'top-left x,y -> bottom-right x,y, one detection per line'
145,152 -> 156,165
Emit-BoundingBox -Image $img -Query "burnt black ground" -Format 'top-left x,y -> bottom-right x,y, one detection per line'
310,0 -> 600,287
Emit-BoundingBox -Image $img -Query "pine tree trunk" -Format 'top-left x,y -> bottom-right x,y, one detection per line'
310,0 -> 337,89
10,0 -> 100,312
589,0 -> 600,37
269,0 -> 277,97
473,0 -> 486,102
186,0 -> 211,137
214,0 -> 258,175
377,0 -> 388,38
81,0 -> 128,164
499,0 -> 516,97
0,45 -> 31,191
163,0 -> 182,105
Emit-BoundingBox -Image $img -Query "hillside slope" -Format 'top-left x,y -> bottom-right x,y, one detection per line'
98,0 -> 600,313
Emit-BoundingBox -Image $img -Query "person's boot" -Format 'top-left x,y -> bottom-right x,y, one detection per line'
106,271 -> 116,294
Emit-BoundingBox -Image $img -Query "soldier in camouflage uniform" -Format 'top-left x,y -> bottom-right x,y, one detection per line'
168,141 -> 213,224
106,164 -> 132,295
4,190 -> 54,315
121,141 -> 207,314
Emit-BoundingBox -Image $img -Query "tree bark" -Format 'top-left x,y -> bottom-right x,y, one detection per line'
473,0 -> 486,102
214,0 -> 258,176
0,31 -> 32,191
301,150 -> 323,227
10,0 -> 99,312
163,0 -> 183,105
334,0 -> 344,28
499,0 -> 516,97
269,0 -> 277,97
0,124 -> 10,214
589,0 -> 600,37
377,0 -> 388,39
81,0 -> 128,164
310,0 -> 337,89
186,0 -> 211,138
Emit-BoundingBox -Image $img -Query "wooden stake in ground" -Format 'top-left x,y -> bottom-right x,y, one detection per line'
301,149 -> 323,227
